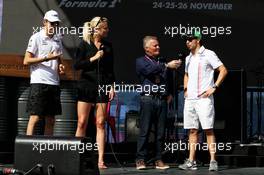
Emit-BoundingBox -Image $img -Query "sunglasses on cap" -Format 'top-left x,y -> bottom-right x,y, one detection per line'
95,17 -> 108,27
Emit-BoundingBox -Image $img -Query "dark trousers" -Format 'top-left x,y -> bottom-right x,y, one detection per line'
136,96 -> 167,161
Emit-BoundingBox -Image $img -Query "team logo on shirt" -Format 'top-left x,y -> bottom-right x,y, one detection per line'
41,41 -> 48,45
28,39 -> 33,48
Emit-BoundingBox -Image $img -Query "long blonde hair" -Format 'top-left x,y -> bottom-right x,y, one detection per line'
83,16 -> 108,44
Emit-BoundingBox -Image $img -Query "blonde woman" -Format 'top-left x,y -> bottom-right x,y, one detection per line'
74,17 -> 115,169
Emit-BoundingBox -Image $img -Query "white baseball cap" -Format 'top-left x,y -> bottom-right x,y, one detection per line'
44,10 -> 61,22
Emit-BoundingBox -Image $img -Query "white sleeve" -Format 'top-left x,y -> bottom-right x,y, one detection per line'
59,39 -> 63,53
208,51 -> 223,69
26,35 -> 38,55
185,56 -> 190,73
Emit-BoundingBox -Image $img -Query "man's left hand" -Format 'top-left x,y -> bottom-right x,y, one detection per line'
201,87 -> 216,98
59,64 -> 65,74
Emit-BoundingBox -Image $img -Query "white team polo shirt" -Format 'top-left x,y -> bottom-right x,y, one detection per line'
185,46 -> 223,100
26,29 -> 62,85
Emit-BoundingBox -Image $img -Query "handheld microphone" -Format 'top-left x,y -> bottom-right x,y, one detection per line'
99,44 -> 105,51
177,52 -> 187,60
99,44 -> 111,53
0,167 -> 24,174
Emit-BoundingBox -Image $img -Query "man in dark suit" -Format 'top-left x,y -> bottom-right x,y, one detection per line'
135,36 -> 181,170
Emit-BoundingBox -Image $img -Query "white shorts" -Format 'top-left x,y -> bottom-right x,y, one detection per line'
183,96 -> 215,129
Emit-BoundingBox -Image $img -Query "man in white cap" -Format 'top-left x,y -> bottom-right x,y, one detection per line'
23,10 -> 65,135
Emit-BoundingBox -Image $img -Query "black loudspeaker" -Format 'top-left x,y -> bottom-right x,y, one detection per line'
125,111 -> 155,143
125,111 -> 140,142
214,69 -> 247,143
14,136 -> 99,175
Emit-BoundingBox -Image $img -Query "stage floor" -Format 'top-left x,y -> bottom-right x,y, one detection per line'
100,165 -> 264,175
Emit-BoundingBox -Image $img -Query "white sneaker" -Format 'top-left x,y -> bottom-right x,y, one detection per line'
178,159 -> 197,170
209,160 -> 218,171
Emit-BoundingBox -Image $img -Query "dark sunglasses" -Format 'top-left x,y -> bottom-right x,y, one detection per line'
187,37 -> 197,42
50,21 -> 59,26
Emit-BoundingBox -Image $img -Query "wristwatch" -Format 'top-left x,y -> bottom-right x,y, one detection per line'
212,84 -> 218,89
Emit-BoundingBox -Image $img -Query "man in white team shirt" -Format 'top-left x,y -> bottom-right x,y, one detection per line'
179,30 -> 228,171
23,10 -> 65,135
